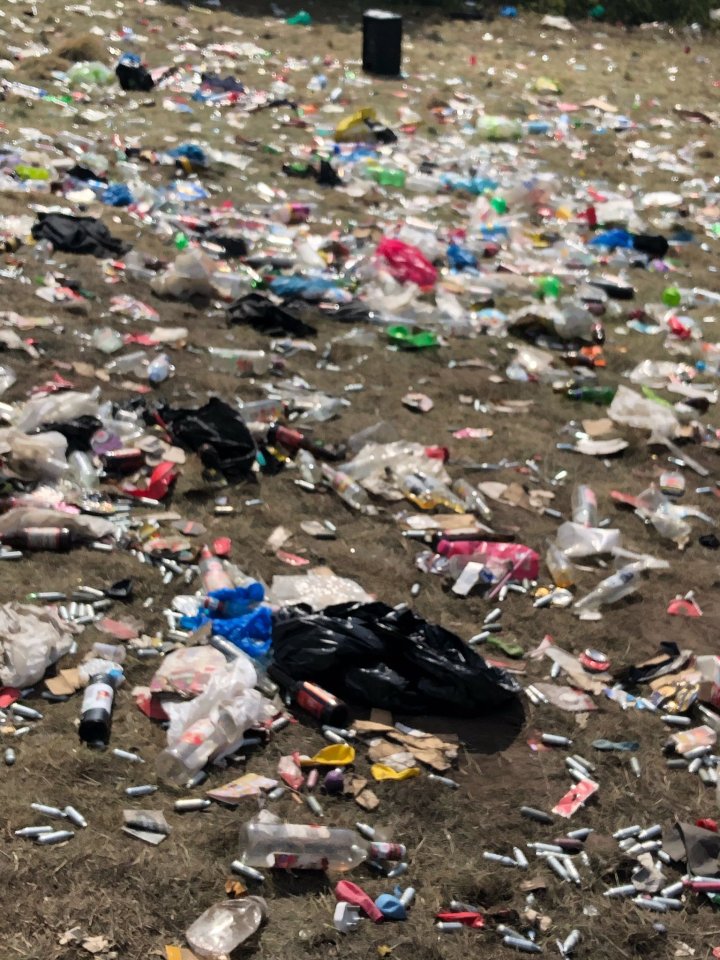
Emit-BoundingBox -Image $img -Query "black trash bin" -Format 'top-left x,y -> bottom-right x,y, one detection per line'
362,9 -> 402,77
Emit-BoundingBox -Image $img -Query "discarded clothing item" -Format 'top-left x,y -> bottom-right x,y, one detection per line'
31,213 -> 130,258
200,73 -> 246,93
271,600 -> 520,716
150,397 -> 257,483
227,292 -> 316,337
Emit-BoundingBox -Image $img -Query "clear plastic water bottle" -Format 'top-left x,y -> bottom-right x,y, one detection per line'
571,484 -> 598,527
321,464 -> 372,512
238,821 -> 405,871
296,449 -> 323,485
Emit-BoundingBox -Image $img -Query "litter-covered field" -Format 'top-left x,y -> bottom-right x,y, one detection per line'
1,2 -> 720,958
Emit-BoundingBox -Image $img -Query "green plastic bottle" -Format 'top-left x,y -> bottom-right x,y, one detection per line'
566,385 -> 617,405
490,196 -> 508,214
662,285 -> 681,307
174,232 -> 189,251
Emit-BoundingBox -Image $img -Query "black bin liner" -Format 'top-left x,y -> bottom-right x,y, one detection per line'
271,601 -> 520,716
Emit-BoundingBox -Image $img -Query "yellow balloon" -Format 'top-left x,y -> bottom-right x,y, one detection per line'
371,764 -> 421,782
300,744 -> 356,767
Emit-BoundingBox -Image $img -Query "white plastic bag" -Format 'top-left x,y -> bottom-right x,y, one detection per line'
609,385 -> 679,437
164,652 -> 262,748
555,521 -> 621,559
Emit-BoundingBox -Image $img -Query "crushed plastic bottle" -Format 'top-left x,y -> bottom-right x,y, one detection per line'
186,897 -> 267,958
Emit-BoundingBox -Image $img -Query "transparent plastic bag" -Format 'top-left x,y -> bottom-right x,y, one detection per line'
0,602 -> 75,687
13,388 -> 100,433
555,521 -> 622,559
158,654 -> 272,786
1,428 -> 68,480
608,385 -> 678,437
268,572 -> 373,611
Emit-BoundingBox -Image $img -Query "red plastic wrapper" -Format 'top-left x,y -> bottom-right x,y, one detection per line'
435,911 -> 485,929
124,461 -> 178,501
376,237 -> 437,288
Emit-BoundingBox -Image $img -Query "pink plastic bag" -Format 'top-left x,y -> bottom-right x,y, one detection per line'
436,539 -> 540,581
376,237 -> 437,288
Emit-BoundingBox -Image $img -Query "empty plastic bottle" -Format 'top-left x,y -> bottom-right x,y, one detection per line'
399,472 -> 466,513
207,347 -> 271,376
68,451 -> 100,491
156,692 -> 266,787
573,562 -> 649,619
571,484 -> 598,527
238,821 -> 405,871
321,464 -> 372,512
451,478 -> 492,520
186,897 -> 267,959
296,449 -> 323,485
199,544 -> 234,593
545,541 -> 575,589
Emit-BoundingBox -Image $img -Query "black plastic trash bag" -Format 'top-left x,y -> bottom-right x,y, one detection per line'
31,213 -> 130,258
631,233 -> 669,258
227,292 -> 316,337
271,601 -> 520,716
149,397 -> 257,483
37,415 -> 103,453
116,58 -> 155,92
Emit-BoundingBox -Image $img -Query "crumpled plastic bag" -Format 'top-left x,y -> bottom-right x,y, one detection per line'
151,249 -> 217,300
271,600 -> 520,716
13,388 -> 100,434
634,485 -> 694,550
435,539 -> 540,581
164,653 -> 272,749
180,585 -> 273,660
609,385 -> 678,438
0,428 -> 68,480
0,507 -> 115,542
555,521 -> 621,558
150,397 -> 257,483
269,572 -> 373,611
375,237 -> 437,288
0,602 -> 76,687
